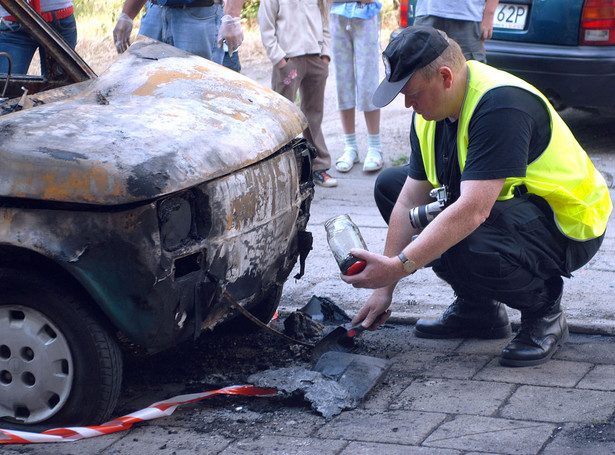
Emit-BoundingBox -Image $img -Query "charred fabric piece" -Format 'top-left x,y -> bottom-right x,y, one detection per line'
299,295 -> 352,323
248,352 -> 391,419
283,310 -> 324,341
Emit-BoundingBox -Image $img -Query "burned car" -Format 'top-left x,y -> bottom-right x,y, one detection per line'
0,1 -> 314,430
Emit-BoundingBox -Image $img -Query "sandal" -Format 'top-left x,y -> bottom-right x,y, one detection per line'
335,148 -> 359,173
363,149 -> 383,172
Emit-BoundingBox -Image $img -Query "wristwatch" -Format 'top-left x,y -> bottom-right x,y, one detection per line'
398,252 -> 417,275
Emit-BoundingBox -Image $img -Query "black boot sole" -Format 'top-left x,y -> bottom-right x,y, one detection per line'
414,323 -> 512,340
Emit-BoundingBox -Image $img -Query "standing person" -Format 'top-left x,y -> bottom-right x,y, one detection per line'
112,0 -> 244,66
0,0 -> 77,75
330,0 -> 383,174
223,48 -> 241,72
414,0 -> 499,63
342,26 -> 611,367
258,0 -> 336,187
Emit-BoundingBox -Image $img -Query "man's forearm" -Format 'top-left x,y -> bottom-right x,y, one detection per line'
382,178 -> 433,260
122,0 -> 148,19
483,0 -> 499,23
224,0 -> 244,17
400,179 -> 505,270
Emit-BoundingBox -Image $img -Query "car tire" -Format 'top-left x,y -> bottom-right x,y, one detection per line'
0,269 -> 122,432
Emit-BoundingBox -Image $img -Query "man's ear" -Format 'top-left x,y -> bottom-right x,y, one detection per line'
439,66 -> 454,89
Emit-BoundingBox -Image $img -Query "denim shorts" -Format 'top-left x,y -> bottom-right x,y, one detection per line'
138,2 -> 224,65
0,14 -> 77,75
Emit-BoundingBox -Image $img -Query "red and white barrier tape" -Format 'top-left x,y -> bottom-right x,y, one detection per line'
0,384 -> 276,445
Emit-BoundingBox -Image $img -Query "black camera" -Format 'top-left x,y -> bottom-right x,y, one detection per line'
409,186 -> 450,229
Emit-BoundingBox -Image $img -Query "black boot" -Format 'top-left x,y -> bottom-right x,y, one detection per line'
499,280 -> 569,367
414,296 -> 512,339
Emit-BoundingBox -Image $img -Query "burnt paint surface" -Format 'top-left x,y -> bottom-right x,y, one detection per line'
0,144 -> 313,351
0,33 -> 313,351
0,38 -> 307,205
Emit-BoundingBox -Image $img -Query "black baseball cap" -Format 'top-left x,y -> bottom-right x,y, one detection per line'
372,26 -> 450,108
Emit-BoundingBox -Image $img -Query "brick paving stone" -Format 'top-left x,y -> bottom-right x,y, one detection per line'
102,426 -> 232,454
417,353 -> 493,380
404,336 -> 465,353
315,409 -> 447,445
500,385 -> 615,423
474,359 -> 592,387
219,435 -> 347,454
422,415 -> 556,454
387,351 -> 448,377
541,422 -> 615,455
360,371 -> 414,411
576,365 -> 615,391
456,338 -> 512,356
203,408 -> 326,439
393,378 -> 514,415
554,334 -> 615,364
0,434 -> 123,455
341,441 -> 461,454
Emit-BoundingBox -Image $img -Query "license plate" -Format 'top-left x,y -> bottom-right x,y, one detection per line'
494,3 -> 529,30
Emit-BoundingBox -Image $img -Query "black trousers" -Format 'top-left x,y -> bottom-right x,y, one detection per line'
375,166 -> 605,312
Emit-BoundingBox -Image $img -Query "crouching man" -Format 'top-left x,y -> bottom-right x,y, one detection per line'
342,26 -> 612,367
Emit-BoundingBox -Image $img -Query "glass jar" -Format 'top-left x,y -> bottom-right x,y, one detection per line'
324,214 -> 367,275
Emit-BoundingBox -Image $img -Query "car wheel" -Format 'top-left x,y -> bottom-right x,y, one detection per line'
0,269 -> 122,431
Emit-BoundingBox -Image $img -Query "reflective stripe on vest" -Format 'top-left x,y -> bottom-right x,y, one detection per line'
414,60 -> 612,240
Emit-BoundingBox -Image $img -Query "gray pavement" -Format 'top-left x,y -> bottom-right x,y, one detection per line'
4,330 -> 615,454
3,57 -> 615,455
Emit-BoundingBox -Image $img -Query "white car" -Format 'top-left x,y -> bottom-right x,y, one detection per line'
0,0 -> 315,431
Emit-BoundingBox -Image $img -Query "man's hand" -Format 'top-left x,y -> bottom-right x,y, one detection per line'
113,12 -> 134,54
341,249 -> 405,290
217,15 -> 243,54
351,290 -> 393,329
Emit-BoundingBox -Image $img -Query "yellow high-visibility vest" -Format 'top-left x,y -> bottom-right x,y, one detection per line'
414,60 -> 612,240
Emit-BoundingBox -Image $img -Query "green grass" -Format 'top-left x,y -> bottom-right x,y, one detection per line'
74,0 -> 126,39
391,154 -> 410,167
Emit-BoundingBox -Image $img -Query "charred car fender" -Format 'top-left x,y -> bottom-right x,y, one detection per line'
0,140 -> 313,352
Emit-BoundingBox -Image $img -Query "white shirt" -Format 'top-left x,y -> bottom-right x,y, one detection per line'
258,0 -> 331,66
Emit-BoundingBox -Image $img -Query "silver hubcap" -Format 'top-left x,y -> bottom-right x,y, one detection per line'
0,305 -> 74,424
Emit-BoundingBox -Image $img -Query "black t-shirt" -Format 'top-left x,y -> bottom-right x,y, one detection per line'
408,86 -> 551,201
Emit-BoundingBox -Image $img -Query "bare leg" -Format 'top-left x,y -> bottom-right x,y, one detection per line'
340,108 -> 356,134
364,109 -> 380,135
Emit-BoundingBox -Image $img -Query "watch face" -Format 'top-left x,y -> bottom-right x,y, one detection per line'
403,260 -> 416,274
398,253 -> 416,274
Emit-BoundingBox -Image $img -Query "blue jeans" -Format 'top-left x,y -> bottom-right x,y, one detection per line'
139,2 -> 224,65
0,14 -> 77,75
223,51 -> 240,72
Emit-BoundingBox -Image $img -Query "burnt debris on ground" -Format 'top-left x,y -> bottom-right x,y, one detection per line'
117,296 -> 391,420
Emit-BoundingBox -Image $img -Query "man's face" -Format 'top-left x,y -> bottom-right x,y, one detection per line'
400,70 -> 448,121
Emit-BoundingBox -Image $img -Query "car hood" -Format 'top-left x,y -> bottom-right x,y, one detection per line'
0,39 -> 307,205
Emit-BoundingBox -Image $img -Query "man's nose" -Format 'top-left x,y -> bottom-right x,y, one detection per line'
405,96 -> 415,109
